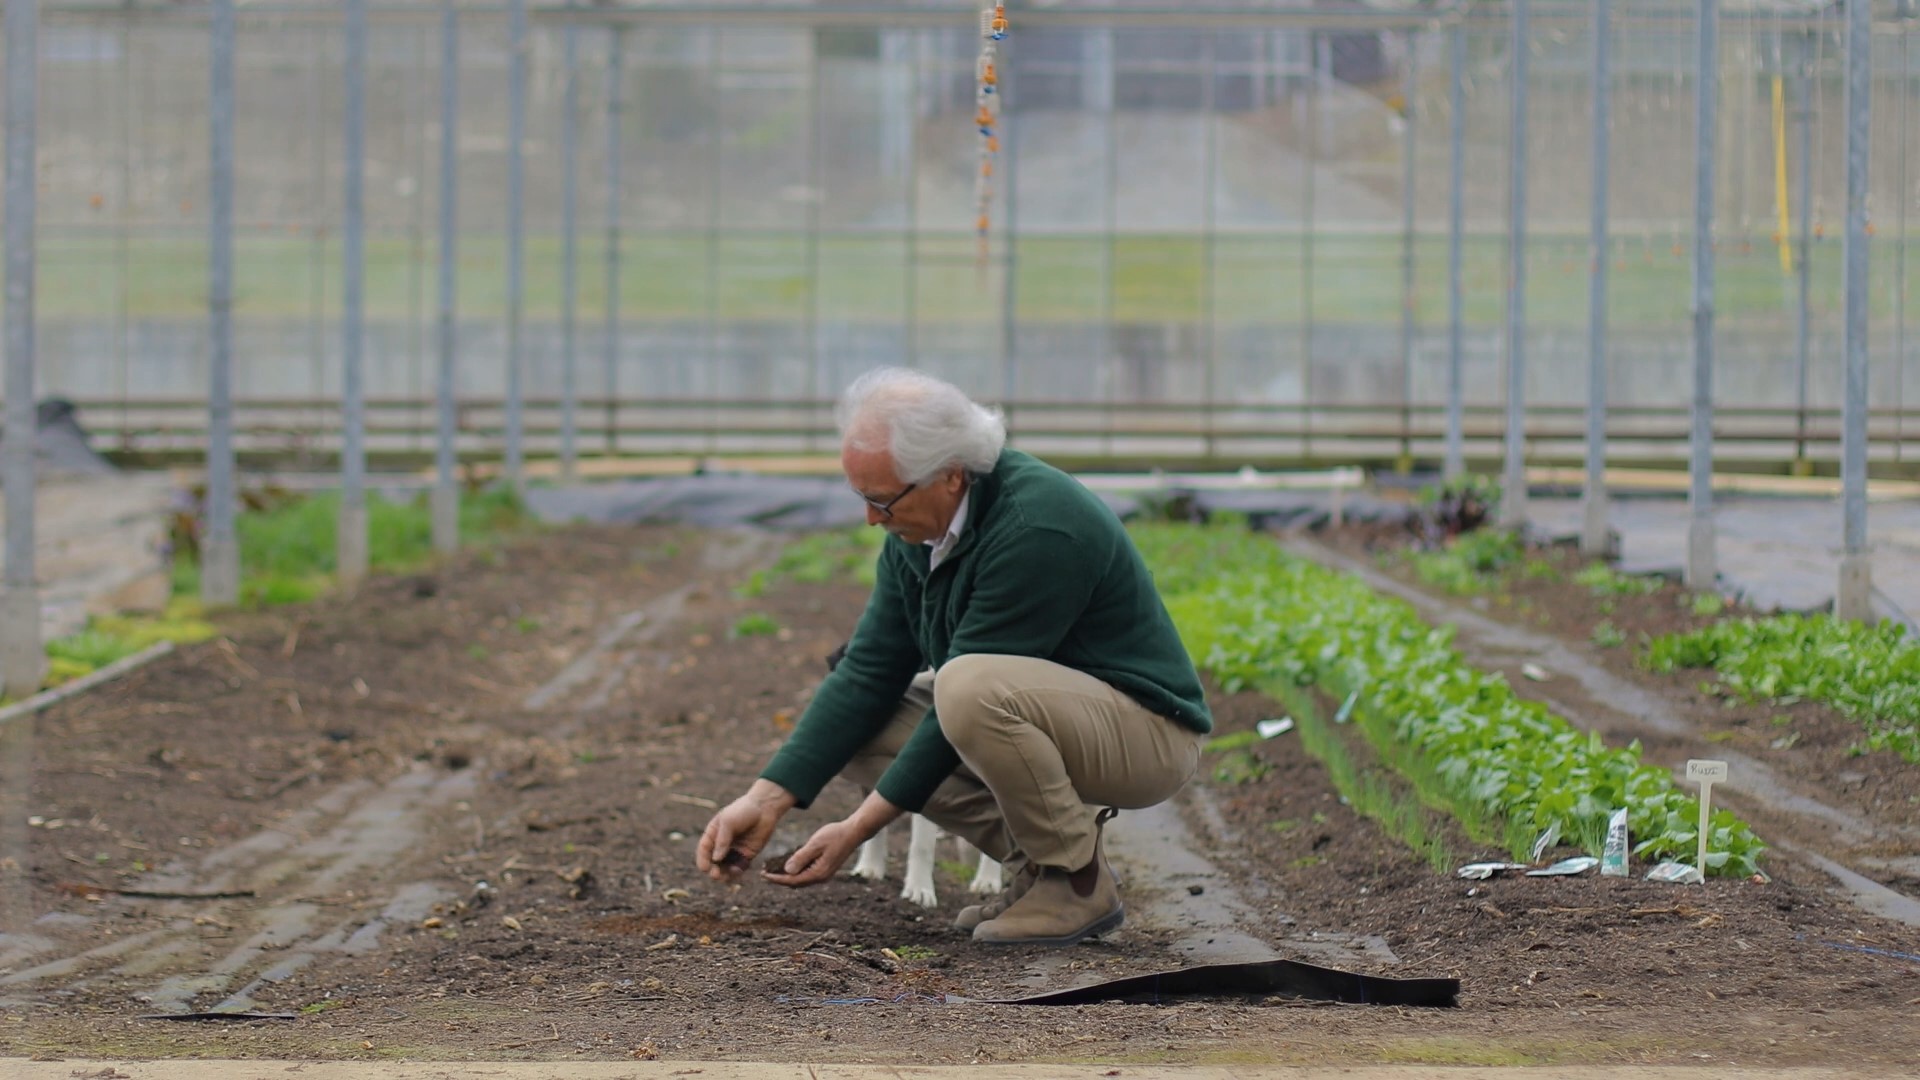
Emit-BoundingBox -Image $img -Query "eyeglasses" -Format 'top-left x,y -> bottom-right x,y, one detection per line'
857,482 -> 917,519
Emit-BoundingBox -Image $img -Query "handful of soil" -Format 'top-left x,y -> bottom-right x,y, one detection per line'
762,851 -> 800,874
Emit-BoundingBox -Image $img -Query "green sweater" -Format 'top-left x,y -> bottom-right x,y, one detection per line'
760,449 -> 1212,813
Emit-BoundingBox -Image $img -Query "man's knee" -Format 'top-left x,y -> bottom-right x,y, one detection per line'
932,653 -> 1014,746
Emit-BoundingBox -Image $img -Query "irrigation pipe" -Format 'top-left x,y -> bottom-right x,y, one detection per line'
0,641 -> 175,728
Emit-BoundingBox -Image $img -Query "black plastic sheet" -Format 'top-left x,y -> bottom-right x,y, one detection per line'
983,958 -> 1459,1008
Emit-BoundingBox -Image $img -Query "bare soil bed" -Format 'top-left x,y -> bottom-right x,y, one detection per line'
5,522 -> 1920,1069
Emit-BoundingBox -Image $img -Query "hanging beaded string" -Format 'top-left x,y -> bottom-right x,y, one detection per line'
975,4 -> 1007,273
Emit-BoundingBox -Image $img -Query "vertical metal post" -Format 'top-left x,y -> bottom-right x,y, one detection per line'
604,28 -> 624,454
306,43 -> 327,405
407,29 -> 428,456
1444,23 -> 1466,484
1894,23 -> 1911,461
1793,32 -> 1814,466
803,26 -> 822,445
1,0 -> 46,927
1100,30 -> 1117,448
432,0 -> 460,554
1201,33 -> 1218,457
704,30 -> 722,420
1581,0 -> 1613,558
1397,29 -> 1418,468
503,0 -> 527,490
1685,0 -> 1718,590
204,0 -> 239,606
1303,34 -> 1324,459
560,20 -> 580,482
903,31 -> 921,375
999,44 -> 1020,405
115,23 -> 131,447
339,0 -> 369,586
1836,0 -> 1873,620
1499,0 -> 1530,528
2,0 -> 45,695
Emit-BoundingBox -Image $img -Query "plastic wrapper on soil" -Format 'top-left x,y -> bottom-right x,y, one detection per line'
1456,862 -> 1530,880
1526,856 -> 1601,877
1646,861 -> 1705,884
1256,717 -> 1295,739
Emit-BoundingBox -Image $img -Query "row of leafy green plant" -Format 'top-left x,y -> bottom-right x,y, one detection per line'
1134,522 -> 1766,878
24,486 -> 530,698
170,486 -> 528,607
1643,613 -> 1920,763
734,526 -> 884,599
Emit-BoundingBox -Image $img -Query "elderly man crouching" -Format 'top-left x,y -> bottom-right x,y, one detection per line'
696,367 -> 1212,946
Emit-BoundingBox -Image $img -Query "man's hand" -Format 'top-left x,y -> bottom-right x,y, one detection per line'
763,790 -> 904,889
762,819 -> 866,888
696,780 -> 796,882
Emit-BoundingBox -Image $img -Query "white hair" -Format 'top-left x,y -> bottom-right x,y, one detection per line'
835,367 -> 1007,484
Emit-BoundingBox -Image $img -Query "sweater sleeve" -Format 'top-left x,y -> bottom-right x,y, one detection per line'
757,542 -> 923,808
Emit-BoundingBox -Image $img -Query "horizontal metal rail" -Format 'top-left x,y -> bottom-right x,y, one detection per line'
35,1 -> 1911,32
56,396 -> 1920,467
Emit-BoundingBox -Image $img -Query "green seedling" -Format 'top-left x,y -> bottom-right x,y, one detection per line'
1211,750 -> 1270,786
1573,563 -> 1661,597
1689,592 -> 1726,618
1644,612 -> 1920,762
729,613 -> 782,639
892,945 -> 939,962
733,570 -> 769,599
1203,730 -> 1263,753
1591,620 -> 1627,649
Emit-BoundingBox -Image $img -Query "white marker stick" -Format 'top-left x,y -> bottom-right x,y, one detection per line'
1686,759 -> 1728,883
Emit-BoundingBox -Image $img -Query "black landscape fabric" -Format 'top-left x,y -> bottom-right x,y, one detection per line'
983,958 -> 1460,1008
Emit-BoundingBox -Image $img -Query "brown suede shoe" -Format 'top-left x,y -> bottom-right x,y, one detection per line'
973,807 -> 1123,946
953,858 -> 1035,932
969,861 -> 1122,946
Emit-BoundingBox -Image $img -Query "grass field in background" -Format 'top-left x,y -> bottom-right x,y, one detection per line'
36,229 -> 1918,326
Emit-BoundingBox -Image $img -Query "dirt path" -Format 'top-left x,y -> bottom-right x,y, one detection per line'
4,523 -> 1920,1069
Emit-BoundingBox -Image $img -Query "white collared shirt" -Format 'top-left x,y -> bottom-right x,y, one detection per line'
926,490 -> 970,572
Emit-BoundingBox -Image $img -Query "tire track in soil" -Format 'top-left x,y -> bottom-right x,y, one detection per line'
1284,533 -> 1920,928
1,530 -> 785,1015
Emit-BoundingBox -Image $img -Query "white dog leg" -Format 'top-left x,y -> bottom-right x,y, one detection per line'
850,819 -> 889,881
957,837 -> 1003,894
900,815 -> 941,908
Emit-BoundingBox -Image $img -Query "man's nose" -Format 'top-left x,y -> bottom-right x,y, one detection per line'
865,504 -> 885,526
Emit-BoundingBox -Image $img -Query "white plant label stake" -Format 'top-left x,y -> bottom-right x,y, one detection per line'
1686,759 -> 1728,883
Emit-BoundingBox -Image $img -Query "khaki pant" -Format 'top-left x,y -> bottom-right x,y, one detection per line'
842,653 -> 1203,872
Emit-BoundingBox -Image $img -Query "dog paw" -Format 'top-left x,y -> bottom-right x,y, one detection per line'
848,861 -> 887,881
900,882 -> 939,908
967,870 -> 1003,894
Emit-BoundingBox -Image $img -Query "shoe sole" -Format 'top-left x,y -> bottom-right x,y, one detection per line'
974,906 -> 1124,947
